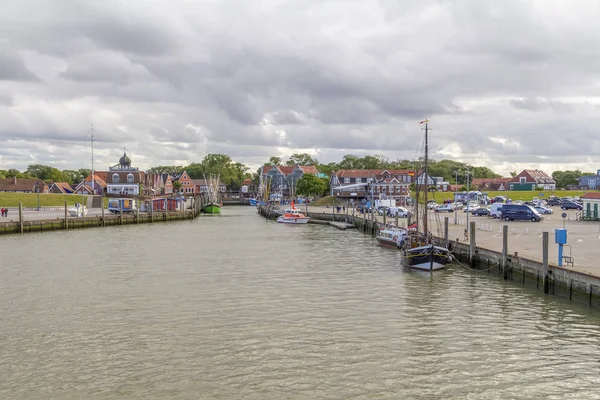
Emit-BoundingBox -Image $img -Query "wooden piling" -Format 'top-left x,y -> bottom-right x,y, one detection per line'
64,201 -> 68,231
542,231 -> 549,294
395,213 -> 399,227
120,207 -> 123,225
502,225 -> 508,279
101,205 -> 105,227
469,221 -> 476,266
18,203 -> 23,234
444,217 -> 449,246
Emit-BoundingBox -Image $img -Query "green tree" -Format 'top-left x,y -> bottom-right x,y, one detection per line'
551,169 -> 595,188
286,153 -> 319,166
296,174 -> 327,197
26,164 -> 70,183
265,156 -> 282,166
172,181 -> 182,191
149,165 -> 183,174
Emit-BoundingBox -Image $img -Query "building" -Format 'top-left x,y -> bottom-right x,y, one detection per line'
192,179 -> 227,194
74,173 -> 107,195
415,171 -> 451,191
330,169 -> 414,203
508,169 -> 556,191
581,192 -> 600,221
577,170 -> 600,190
170,171 -> 196,195
471,178 -> 512,191
146,173 -> 174,196
49,182 -> 75,194
0,177 -> 49,193
260,165 -> 321,197
106,152 -> 145,196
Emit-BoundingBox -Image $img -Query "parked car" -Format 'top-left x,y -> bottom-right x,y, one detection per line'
472,207 -> 490,216
534,206 -> 553,214
435,204 -> 454,213
377,206 -> 388,215
463,205 -> 478,212
388,206 -> 409,218
561,201 -> 583,210
453,202 -> 464,210
547,198 -> 562,206
500,204 -> 542,222
490,203 -> 504,219
427,202 -> 439,210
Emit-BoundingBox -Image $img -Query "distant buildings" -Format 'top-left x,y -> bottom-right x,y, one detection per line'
508,169 -> 556,191
0,177 -> 49,193
576,169 -> 600,190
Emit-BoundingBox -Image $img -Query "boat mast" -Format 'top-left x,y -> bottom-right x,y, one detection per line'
90,122 -> 94,196
423,121 -> 429,236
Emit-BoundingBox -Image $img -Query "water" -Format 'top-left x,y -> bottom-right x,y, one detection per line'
2,207 -> 600,399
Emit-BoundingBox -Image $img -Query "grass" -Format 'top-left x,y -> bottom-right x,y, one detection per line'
312,195 -> 347,206
425,190 -> 597,203
0,193 -> 94,208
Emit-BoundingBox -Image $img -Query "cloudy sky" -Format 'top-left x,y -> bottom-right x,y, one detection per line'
2,0 -> 600,175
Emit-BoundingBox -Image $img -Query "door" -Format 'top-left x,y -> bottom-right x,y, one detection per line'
586,202 -> 591,218
594,203 -> 598,219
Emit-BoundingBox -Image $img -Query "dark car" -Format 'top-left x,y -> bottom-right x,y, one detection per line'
472,208 -> 490,216
561,201 -> 582,210
547,199 -> 562,206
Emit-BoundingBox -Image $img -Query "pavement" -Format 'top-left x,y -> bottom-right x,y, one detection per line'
0,209 -> 105,222
307,205 -> 600,275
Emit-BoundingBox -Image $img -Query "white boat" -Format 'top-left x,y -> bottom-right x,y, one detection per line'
276,202 -> 310,224
376,226 -> 408,249
404,244 -> 452,271
68,205 -> 88,217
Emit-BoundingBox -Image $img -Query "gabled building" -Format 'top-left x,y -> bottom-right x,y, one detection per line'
146,173 -> 174,196
106,152 -> 145,196
581,192 -> 600,221
260,165 -> 321,197
192,179 -> 227,194
330,169 -> 414,202
0,177 -> 49,193
414,171 -> 451,191
74,173 -> 107,195
49,182 -> 75,194
508,169 -> 556,191
471,178 -> 512,191
170,171 -> 196,195
577,170 -> 600,190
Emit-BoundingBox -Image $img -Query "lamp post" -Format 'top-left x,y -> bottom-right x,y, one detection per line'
454,170 -> 459,225
465,169 -> 471,239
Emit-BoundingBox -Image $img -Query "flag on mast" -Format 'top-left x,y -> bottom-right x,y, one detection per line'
419,119 -> 429,124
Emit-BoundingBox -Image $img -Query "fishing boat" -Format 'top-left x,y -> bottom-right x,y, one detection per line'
376,226 -> 408,249
402,119 -> 452,271
202,174 -> 222,214
248,198 -> 258,206
276,202 -> 310,224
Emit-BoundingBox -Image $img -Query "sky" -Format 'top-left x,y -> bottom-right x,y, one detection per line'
2,0 -> 600,176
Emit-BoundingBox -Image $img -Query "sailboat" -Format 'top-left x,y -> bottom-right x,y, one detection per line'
402,119 -> 452,271
202,174 -> 222,214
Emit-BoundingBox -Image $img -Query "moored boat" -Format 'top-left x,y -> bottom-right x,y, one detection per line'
202,203 -> 221,214
404,244 -> 451,271
276,202 -> 310,224
376,226 -> 408,249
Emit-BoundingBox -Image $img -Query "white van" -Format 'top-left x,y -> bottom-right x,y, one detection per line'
490,203 -> 504,219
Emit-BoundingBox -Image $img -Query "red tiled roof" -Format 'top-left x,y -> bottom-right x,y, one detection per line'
277,166 -> 296,175
581,192 -> 600,200
298,166 -> 319,174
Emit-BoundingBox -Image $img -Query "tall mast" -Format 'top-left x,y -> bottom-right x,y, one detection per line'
90,123 -> 94,195
423,121 -> 429,236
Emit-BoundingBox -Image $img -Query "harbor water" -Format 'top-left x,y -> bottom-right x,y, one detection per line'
2,207 -> 600,399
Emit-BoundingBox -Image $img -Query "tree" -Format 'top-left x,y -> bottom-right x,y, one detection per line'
172,181 -> 182,191
149,165 -> 183,174
26,164 -> 70,183
265,156 -> 282,166
296,174 -> 327,197
286,153 -> 319,166
509,171 -> 517,177
551,169 -> 595,188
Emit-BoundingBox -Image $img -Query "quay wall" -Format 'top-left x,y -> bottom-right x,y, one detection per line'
258,205 -> 600,309
0,197 -> 204,236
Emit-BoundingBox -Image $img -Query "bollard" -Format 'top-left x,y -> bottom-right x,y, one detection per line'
101,205 -> 105,227
395,213 -> 399,227
444,217 -> 449,246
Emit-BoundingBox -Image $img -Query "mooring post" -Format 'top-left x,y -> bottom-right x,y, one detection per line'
444,217 -> 449,246
120,206 -> 123,225
383,212 -> 386,226
395,213 -> 399,228
101,204 -> 105,227
543,231 -> 549,294
64,200 -> 68,231
502,225 -> 508,279
18,202 -> 23,234
150,200 -> 154,222
469,221 -> 476,266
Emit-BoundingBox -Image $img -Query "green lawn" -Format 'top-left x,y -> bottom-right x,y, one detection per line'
425,190 -> 597,203
312,195 -> 347,206
0,193 -> 93,207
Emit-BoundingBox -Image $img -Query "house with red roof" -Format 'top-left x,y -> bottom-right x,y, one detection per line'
49,182 -> 75,194
330,169 -> 415,203
581,192 -> 600,221
508,169 -> 556,191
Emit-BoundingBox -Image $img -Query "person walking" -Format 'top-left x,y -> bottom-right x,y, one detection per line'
1,208 -> 4,217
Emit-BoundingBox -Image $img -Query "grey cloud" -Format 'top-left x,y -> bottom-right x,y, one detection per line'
0,49 -> 39,81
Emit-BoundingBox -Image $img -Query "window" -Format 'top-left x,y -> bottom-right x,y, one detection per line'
112,173 -> 119,183
519,177 -> 526,184
127,173 -> 134,183
344,178 -> 350,183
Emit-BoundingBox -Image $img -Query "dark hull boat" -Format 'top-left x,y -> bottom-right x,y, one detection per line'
403,244 -> 451,271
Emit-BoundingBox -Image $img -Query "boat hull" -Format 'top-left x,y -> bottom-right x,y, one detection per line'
202,203 -> 221,214
277,217 -> 310,224
376,237 -> 401,249
403,245 -> 450,271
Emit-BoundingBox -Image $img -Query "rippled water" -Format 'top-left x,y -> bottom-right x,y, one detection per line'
2,207 -> 600,399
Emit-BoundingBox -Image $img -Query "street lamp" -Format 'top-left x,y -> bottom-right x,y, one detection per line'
454,170 -> 459,225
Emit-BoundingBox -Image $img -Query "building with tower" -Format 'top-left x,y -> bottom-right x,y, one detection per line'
106,151 -> 146,196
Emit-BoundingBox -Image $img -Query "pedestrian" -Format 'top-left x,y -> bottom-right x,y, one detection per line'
4,208 -> 8,218
1,208 -> 4,217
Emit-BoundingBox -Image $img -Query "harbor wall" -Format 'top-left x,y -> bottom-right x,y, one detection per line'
0,197 -> 204,236
258,205 -> 600,309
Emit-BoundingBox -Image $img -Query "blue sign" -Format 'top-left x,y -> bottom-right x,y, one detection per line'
539,193 -> 545,197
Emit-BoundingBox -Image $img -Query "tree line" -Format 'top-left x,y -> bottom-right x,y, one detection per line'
1,152 -> 596,190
